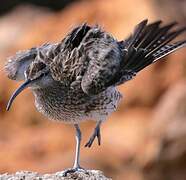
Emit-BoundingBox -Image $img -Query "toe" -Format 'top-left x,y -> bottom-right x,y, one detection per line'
97,128 -> 101,145
85,140 -> 92,148
85,136 -> 95,148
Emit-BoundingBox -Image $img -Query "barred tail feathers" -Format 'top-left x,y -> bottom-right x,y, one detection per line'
134,40 -> 186,72
121,20 -> 186,74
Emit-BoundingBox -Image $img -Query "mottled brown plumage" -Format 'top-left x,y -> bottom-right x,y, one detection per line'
4,20 -> 186,175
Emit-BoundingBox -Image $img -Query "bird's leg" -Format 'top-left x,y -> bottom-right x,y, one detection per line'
73,124 -> 82,169
60,124 -> 86,176
85,121 -> 101,148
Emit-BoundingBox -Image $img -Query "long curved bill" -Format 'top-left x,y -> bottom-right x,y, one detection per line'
6,79 -> 32,111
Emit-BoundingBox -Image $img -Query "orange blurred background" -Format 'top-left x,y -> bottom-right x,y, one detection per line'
0,0 -> 186,179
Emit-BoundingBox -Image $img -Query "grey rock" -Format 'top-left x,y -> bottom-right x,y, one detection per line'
0,170 -> 111,180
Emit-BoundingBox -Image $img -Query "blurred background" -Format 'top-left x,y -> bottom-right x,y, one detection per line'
0,0 -> 186,179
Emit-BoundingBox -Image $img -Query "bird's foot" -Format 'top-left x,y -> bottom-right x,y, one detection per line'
56,166 -> 87,177
85,125 -> 101,148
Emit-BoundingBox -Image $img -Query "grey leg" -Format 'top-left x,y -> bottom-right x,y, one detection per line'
73,124 -> 82,168
61,124 -> 86,176
85,121 -> 101,148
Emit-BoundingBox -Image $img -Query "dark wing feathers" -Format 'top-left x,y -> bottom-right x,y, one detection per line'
49,24 -> 92,83
138,21 -> 177,50
125,19 -> 148,49
152,40 -> 186,62
61,23 -> 91,51
146,26 -> 186,57
114,20 -> 186,86
135,20 -> 162,48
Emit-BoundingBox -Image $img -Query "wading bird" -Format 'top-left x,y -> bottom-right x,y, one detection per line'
5,19 -> 186,175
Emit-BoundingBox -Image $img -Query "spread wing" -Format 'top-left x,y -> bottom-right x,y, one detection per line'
115,20 -> 186,86
82,20 -> 186,95
48,20 -> 186,95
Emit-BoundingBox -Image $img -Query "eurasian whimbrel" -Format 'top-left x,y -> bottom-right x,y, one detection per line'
5,19 -> 186,175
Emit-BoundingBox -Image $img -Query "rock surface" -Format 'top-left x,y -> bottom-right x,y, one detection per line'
0,170 -> 111,180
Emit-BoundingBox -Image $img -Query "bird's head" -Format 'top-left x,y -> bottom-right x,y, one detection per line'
6,51 -> 53,111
